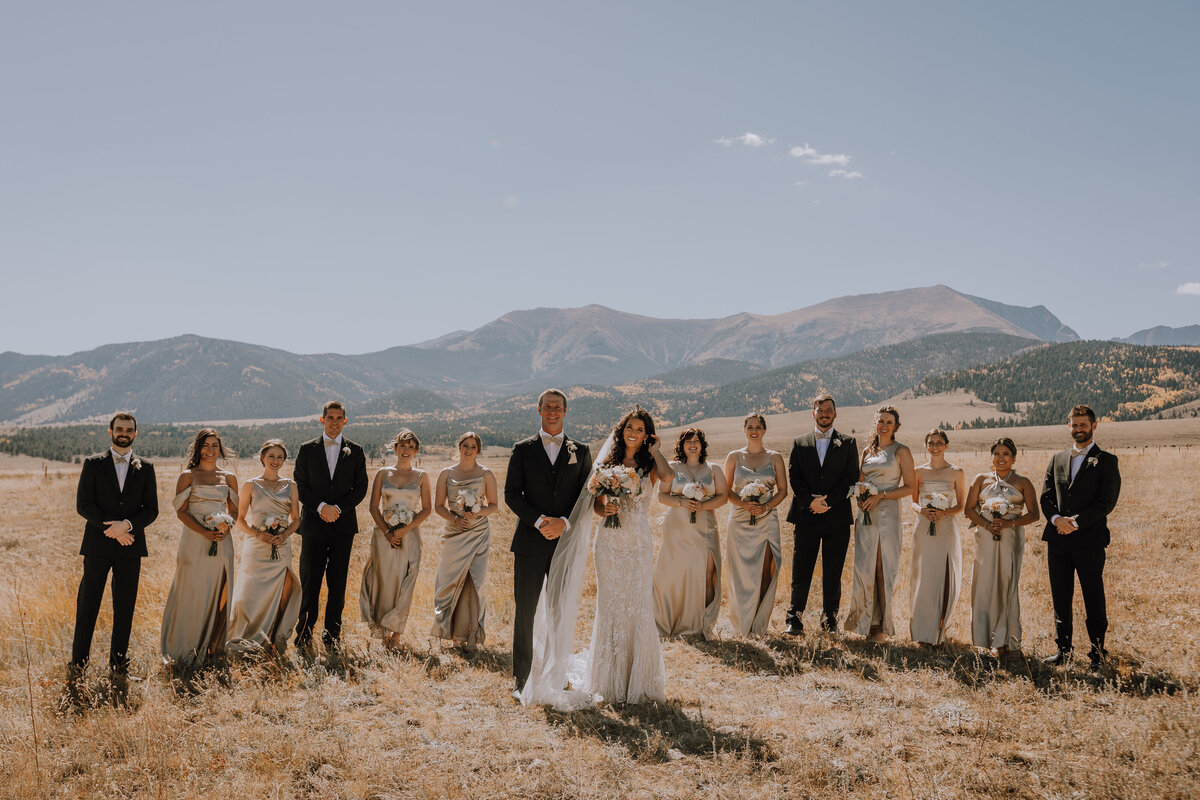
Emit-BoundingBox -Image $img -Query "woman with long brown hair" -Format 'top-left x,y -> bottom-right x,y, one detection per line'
844,406 -> 915,642
161,428 -> 239,666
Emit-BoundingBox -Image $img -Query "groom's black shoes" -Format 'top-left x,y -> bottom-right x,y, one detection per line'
783,619 -> 804,636
821,614 -> 839,633
1043,648 -> 1072,666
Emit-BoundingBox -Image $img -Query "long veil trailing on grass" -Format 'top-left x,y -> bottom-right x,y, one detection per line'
518,433 -> 615,709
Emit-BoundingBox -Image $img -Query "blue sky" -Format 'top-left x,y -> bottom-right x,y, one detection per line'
2,2 -> 1197,355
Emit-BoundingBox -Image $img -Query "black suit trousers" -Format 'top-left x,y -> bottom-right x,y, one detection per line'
1047,544 -> 1107,651
296,531 -> 355,644
788,525 -> 850,623
512,549 -> 555,686
71,555 -> 141,671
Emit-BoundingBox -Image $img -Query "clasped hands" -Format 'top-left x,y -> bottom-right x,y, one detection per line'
1054,515 -> 1079,536
538,516 -> 567,540
102,520 -> 134,546
319,504 -> 342,523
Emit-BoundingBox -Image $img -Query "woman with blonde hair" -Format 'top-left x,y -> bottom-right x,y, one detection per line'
227,439 -> 301,656
844,406 -> 915,642
431,432 -> 498,649
908,429 -> 965,646
360,429 -> 430,650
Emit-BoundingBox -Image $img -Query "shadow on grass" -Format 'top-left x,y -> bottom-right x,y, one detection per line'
463,646 -> 512,676
687,634 -> 882,681
544,700 -> 777,764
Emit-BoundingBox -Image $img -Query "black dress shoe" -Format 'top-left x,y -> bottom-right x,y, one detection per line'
1043,649 -> 1072,666
783,621 -> 804,636
821,615 -> 839,633
1088,647 -> 1108,670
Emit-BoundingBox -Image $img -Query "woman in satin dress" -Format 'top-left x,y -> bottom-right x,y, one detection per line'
722,413 -> 789,636
963,437 -> 1040,660
360,429 -> 431,650
161,428 -> 238,667
908,429 -> 965,646
431,431 -> 498,649
844,406 -> 915,642
654,427 -> 728,639
227,439 -> 301,656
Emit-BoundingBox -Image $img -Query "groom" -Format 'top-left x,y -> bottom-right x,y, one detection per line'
1040,404 -> 1121,669
71,412 -> 159,678
294,400 -> 369,651
784,394 -> 859,635
505,389 -> 592,696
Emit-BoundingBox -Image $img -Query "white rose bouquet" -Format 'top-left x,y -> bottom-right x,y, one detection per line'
738,480 -> 772,526
848,481 -> 880,525
918,492 -> 952,536
203,512 -> 235,556
588,465 -> 642,529
681,481 -> 709,524
258,513 -> 289,560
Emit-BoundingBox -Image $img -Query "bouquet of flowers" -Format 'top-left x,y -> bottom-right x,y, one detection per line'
203,512 -> 235,556
588,465 -> 642,529
384,503 -> 415,531
451,487 -> 483,518
919,492 -> 952,536
258,513 -> 288,560
738,480 -> 772,526
980,496 -> 1012,541
848,481 -> 880,525
681,481 -> 709,524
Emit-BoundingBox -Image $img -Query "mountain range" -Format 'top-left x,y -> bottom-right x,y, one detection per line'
0,284 -> 1082,425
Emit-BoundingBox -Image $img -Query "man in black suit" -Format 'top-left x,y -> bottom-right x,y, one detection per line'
293,400 -> 369,650
784,394 -> 859,635
71,412 -> 159,677
1040,404 -> 1121,668
505,389 -> 592,695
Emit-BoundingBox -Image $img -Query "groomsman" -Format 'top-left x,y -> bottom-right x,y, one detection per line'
71,412 -> 159,676
784,394 -> 859,635
505,389 -> 592,697
1040,404 -> 1121,668
293,401 -> 369,650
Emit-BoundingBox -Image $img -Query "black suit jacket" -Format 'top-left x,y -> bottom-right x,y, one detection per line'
786,430 -> 859,532
1040,445 -> 1121,549
294,436 -> 369,537
76,451 -> 159,559
505,434 -> 593,559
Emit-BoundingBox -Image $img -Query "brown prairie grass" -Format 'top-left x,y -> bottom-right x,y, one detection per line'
0,440 -> 1197,799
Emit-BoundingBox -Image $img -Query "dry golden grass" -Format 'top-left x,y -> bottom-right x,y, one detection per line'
1,434 -> 1197,799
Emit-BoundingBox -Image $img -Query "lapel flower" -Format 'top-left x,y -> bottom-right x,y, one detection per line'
342,445 -> 351,458
566,440 -> 578,464
1086,456 -> 1098,469
130,455 -> 143,471
832,437 -> 843,448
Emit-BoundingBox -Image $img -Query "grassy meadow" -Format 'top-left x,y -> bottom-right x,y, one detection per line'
0,432 -> 1197,798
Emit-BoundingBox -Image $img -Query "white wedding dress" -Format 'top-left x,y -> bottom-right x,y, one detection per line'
521,440 -> 666,709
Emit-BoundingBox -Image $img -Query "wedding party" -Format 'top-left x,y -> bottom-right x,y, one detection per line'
67,392 -> 1123,709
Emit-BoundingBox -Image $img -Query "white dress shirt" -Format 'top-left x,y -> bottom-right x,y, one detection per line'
111,447 -> 131,491
536,429 -> 569,532
1069,441 -> 1094,482
318,434 -> 343,514
814,427 -> 833,466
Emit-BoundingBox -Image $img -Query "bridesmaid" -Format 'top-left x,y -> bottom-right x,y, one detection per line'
227,439 -> 301,656
722,413 -> 789,636
908,429 -> 965,646
161,428 -> 238,667
963,437 -> 1040,660
430,432 -> 498,649
654,427 -> 728,639
360,428 -> 430,650
844,406 -> 915,642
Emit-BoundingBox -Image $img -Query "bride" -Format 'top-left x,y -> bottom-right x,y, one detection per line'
521,407 -> 672,707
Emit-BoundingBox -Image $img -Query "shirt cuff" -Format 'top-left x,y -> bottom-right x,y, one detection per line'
318,502 -> 327,513
535,515 -> 571,533
1050,514 -> 1061,524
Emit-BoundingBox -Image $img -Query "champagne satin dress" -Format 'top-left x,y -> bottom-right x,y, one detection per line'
161,482 -> 236,666
430,473 -> 490,647
971,475 -> 1026,650
360,475 -> 423,638
845,444 -> 903,636
725,454 -> 782,636
908,478 -> 962,644
227,478 -> 301,655
653,463 -> 721,639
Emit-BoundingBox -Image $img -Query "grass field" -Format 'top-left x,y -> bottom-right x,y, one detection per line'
0,427 -> 1197,798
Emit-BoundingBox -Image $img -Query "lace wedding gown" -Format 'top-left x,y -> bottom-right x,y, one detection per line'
584,474 -> 667,703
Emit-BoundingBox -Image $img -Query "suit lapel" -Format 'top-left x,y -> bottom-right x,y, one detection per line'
102,452 -> 122,496
550,435 -> 571,488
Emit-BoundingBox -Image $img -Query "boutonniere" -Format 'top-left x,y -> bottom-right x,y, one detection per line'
342,446 -> 351,457
1086,456 -> 1098,469
130,455 -> 143,471
566,440 -> 578,464
832,437 -> 843,448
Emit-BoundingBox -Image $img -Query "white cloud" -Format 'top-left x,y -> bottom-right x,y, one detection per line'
789,142 -> 852,166
828,169 -> 864,180
716,132 -> 774,147
1176,282 -> 1200,296
1137,260 -> 1170,270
